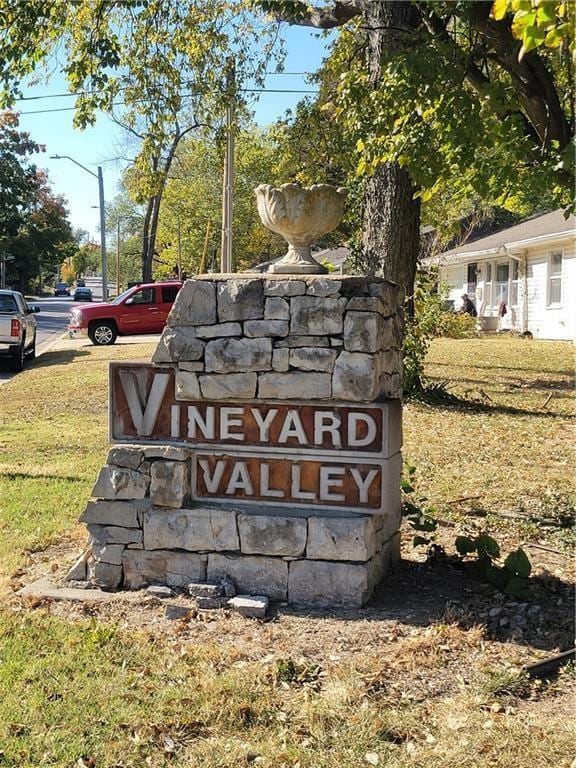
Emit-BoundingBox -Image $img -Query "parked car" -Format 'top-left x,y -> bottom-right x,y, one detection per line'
54,282 -> 70,296
68,281 -> 182,345
73,286 -> 93,302
0,289 -> 40,371
76,279 -> 86,287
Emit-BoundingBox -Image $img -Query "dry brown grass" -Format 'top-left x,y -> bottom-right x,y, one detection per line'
0,335 -> 574,766
405,336 -> 575,521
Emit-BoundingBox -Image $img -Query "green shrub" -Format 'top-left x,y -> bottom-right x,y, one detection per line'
436,311 -> 477,338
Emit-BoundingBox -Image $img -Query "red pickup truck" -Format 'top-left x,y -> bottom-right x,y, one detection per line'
68,281 -> 182,345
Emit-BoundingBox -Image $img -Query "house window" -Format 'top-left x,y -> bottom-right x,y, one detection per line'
548,251 -> 562,305
495,262 -> 509,305
467,262 -> 477,295
484,262 -> 492,307
510,260 -> 519,306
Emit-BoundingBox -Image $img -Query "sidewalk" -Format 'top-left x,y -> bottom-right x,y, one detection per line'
41,332 -> 162,355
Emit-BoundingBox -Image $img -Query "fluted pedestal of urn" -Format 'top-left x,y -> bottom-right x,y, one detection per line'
268,245 -> 327,274
255,183 -> 346,275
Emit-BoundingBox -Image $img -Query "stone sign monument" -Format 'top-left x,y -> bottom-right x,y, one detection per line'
70,184 -> 404,608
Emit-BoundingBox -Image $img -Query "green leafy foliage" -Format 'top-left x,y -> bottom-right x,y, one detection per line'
491,0 -> 574,61
0,112 -> 74,291
455,534 -> 532,597
404,463 -> 532,597
401,463 -> 439,548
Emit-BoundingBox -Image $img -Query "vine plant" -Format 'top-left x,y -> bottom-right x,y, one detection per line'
402,463 -> 532,598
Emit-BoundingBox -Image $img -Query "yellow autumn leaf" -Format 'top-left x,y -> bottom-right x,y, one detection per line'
492,0 -> 509,20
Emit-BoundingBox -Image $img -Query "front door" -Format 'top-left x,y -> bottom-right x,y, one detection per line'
117,286 -> 161,333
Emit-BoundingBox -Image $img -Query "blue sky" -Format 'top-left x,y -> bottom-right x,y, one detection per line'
14,26 -> 333,242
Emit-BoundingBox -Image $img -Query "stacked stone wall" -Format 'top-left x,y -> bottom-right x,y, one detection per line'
75,274 -> 404,608
152,275 -> 403,401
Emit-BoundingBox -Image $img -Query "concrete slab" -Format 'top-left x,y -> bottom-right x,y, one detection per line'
17,577 -> 115,602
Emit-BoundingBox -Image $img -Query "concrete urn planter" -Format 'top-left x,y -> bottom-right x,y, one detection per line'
255,182 -> 347,274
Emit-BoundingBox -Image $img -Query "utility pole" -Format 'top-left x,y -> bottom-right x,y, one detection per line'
177,218 -> 182,278
220,57 -> 235,273
97,166 -> 107,300
50,155 -> 108,301
116,219 -> 121,297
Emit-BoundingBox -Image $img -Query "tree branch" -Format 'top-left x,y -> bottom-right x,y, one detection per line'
261,0 -> 361,29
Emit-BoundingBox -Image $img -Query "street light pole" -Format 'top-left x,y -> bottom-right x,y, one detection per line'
97,166 -> 107,301
50,154 -> 108,300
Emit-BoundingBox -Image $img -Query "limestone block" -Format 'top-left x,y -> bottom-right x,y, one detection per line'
168,280 -> 216,326
290,296 -> 346,335
150,460 -> 187,508
107,446 -> 143,470
244,320 -> 289,338
142,446 -> 188,461
238,514 -> 307,557
143,507 -> 239,551
378,452 -> 403,517
368,281 -> 403,315
92,543 -> 125,566
306,278 -> 342,296
264,297 -> 289,320
307,516 -> 376,561
199,372 -> 257,400
197,596 -> 228,609
258,371 -> 331,399
207,554 -> 288,600
387,530 -> 402,564
152,327 -> 205,363
217,279 -> 264,322
288,560 -> 373,607
394,310 -> 404,344
92,465 -> 149,500
289,347 -> 337,373
347,296 -> 393,317
205,337 -> 272,373
88,525 -> 143,546
194,322 -> 242,339
64,550 -> 89,582
123,550 -> 207,589
90,560 -> 122,590
332,351 -> 379,402
80,500 -> 149,528
146,585 -> 174,598
344,311 -> 386,354
330,337 -> 344,347
264,279 -> 306,297
175,371 -> 201,400
179,361 -> 204,372
229,595 -> 268,619
275,335 -> 329,348
187,582 -> 224,598
380,372 -> 403,399
272,348 -> 289,372
378,349 -> 403,375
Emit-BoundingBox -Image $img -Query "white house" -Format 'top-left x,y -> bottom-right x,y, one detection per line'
429,210 -> 575,340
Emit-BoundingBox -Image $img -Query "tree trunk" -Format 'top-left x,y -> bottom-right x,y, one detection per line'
142,198 -> 153,282
362,164 -> 420,300
360,0 -> 421,306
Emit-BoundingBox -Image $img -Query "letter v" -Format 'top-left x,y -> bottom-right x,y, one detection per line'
198,459 -> 226,493
119,370 -> 170,436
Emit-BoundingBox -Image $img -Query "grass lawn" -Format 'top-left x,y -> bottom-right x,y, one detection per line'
0,336 -> 574,767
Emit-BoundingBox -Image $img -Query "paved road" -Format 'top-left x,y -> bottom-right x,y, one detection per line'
0,292 -> 161,383
0,295 -> 74,382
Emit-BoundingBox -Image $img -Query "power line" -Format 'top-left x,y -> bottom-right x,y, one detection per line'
18,87 -> 320,115
12,73 -> 316,103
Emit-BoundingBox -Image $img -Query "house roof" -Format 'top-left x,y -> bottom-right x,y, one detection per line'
434,209 -> 575,262
313,246 -> 350,269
